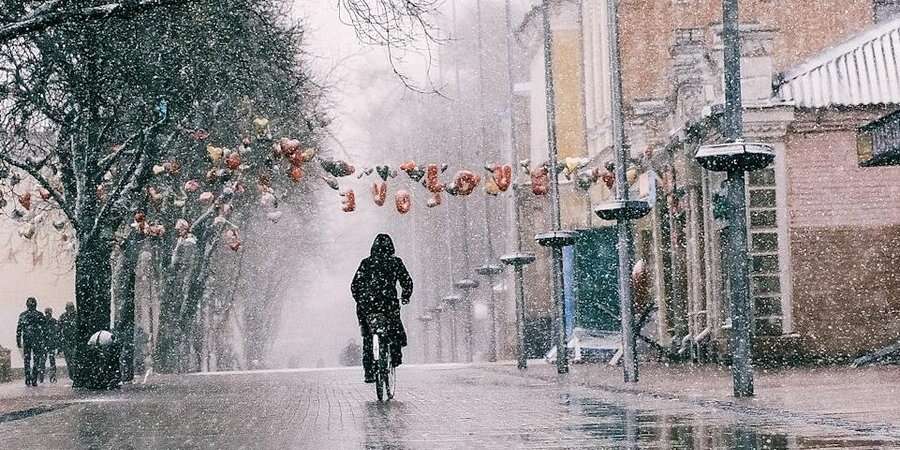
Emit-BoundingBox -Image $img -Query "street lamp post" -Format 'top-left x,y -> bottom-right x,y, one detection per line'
417,314 -> 434,363
536,231 -> 577,373
442,295 -> 463,362
500,253 -> 536,369
476,264 -> 503,362
536,0 -> 575,376
693,0 -> 775,397
454,278 -> 479,362
593,0 -> 652,384
428,305 -> 444,363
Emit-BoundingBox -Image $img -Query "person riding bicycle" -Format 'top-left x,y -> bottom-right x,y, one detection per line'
351,234 -> 413,383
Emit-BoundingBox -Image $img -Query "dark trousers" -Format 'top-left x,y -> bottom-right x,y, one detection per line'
22,345 -> 45,386
43,351 -> 57,382
357,306 -> 405,378
62,346 -> 78,384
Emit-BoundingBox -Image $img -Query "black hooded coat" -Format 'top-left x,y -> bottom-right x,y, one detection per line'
351,234 -> 413,347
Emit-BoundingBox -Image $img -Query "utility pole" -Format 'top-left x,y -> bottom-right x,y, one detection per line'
443,295 -> 462,362
454,278 -> 479,362
428,305 -> 444,362
594,0 -> 651,384
694,0 -> 774,397
450,0 -> 475,364
534,0 -> 575,374
499,0 -> 536,370
475,0 -> 501,363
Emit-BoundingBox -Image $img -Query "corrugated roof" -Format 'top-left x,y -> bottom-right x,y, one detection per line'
777,16 -> 900,108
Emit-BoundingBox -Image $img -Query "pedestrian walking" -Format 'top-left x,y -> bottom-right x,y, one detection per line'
16,297 -> 45,387
351,234 -> 413,383
58,302 -> 79,386
43,307 -> 60,383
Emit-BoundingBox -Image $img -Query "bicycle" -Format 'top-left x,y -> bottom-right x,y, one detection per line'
367,312 -> 396,402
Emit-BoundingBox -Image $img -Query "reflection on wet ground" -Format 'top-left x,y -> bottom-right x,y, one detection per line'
0,365 -> 896,449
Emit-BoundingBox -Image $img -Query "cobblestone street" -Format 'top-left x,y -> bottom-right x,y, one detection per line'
0,363 -> 897,449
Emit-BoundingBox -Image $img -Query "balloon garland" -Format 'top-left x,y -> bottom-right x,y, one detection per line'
2,111 -> 645,257
318,154 -> 634,214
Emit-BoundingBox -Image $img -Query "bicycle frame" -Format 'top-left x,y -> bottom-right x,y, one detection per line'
368,313 -> 395,402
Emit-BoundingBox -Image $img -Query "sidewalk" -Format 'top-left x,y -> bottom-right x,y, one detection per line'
493,360 -> 900,436
0,376 -> 134,421
0,379 -> 76,420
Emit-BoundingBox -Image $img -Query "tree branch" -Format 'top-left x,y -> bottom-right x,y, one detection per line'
0,151 -> 75,225
0,0 -> 190,43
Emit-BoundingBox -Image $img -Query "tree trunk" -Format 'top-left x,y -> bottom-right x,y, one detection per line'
113,234 -> 143,382
154,238 -> 194,373
75,237 -> 115,389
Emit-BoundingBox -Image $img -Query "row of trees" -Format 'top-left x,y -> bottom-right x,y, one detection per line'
2,0 -> 439,388
1,0 -> 327,388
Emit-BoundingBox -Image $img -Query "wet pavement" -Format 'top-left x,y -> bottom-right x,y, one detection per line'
0,364 -> 897,449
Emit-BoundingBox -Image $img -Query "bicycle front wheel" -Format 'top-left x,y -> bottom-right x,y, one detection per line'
379,338 -> 391,401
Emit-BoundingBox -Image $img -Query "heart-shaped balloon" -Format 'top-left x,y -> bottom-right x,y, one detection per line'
376,165 -> 391,182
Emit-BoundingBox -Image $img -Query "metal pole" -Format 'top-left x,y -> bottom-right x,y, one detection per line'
503,0 -> 522,254
466,300 -> 474,362
503,0 -> 530,370
460,289 -> 474,363
422,320 -> 431,363
514,265 -> 527,368
605,0 -> 638,383
487,272 -> 498,361
475,0 -> 499,364
540,0 -> 568,375
722,0 -> 754,398
451,0 -> 472,272
449,304 -> 459,362
434,309 -> 444,362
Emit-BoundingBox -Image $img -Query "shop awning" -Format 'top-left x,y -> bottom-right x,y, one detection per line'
777,16 -> 900,108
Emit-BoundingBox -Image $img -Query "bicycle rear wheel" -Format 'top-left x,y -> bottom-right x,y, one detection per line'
379,337 -> 391,401
374,334 -> 384,402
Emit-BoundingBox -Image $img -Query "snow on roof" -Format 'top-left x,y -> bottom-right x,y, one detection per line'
777,16 -> 900,108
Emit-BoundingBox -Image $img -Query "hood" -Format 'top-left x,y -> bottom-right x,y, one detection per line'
370,233 -> 395,258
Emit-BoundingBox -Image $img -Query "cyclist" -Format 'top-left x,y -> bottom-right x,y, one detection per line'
351,234 -> 413,383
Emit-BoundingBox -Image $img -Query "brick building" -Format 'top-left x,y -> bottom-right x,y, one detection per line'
601,7 -> 900,362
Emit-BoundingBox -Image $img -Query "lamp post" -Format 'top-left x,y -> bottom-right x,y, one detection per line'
593,0 -> 652,384
428,305 -> 444,363
417,314 -> 434,363
693,0 -> 775,397
536,231 -> 576,373
442,295 -> 463,362
536,0 -> 575,376
454,278 -> 479,362
500,253 -> 536,369
476,264 -> 503,362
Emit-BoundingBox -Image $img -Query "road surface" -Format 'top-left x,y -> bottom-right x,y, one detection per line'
0,363 -> 895,449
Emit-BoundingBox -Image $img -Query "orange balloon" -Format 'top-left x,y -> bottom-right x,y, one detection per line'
395,190 -> 412,214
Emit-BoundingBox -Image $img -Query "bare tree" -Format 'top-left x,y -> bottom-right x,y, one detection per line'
0,0 -> 188,43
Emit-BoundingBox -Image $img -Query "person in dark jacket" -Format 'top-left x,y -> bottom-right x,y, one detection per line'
16,297 -> 45,387
351,234 -> 413,383
58,302 -> 79,385
42,307 -> 60,383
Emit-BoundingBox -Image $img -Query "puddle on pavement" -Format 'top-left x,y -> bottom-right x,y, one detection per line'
563,396 -> 896,449
0,404 -> 70,425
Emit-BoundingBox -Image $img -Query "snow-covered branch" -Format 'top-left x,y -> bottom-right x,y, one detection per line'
0,150 -> 75,225
0,0 -> 189,44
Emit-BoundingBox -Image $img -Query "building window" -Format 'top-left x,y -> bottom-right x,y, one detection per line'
857,109 -> 900,167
